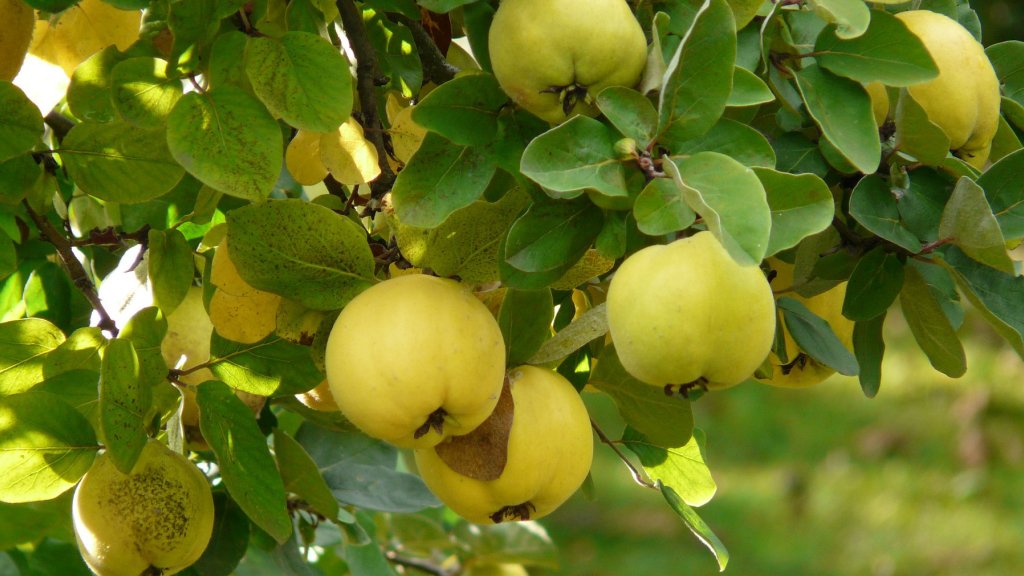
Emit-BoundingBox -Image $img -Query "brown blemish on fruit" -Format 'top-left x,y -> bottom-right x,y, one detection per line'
103,462 -> 192,556
434,377 -> 514,481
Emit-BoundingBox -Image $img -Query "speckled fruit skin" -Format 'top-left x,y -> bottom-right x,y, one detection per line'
72,440 -> 214,576
488,0 -> 647,123
896,10 -> 1000,168
325,274 -> 506,449
414,366 -> 593,524
606,231 -> 776,390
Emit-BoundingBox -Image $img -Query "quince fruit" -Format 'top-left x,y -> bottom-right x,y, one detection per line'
72,440 -> 214,576
488,0 -> 647,123
209,236 -> 281,344
162,285 -> 214,385
896,10 -> 1000,169
325,274 -> 506,448
756,259 -> 854,388
0,0 -> 34,81
414,366 -> 593,524
606,231 -> 775,391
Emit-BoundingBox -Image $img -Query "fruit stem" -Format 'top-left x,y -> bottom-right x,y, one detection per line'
413,407 -> 449,439
489,501 -> 537,523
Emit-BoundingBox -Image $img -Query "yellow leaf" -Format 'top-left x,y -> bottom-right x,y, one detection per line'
29,0 -> 141,76
390,102 -> 426,164
320,118 -> 381,186
286,130 -> 329,185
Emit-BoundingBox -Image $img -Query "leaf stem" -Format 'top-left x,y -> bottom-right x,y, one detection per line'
590,419 -> 657,490
23,201 -> 119,336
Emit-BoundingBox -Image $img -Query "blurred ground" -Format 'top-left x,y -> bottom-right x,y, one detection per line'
540,312 -> 1024,575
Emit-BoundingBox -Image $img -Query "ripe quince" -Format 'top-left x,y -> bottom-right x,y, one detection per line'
209,237 -> 281,344
72,440 -> 214,576
325,274 -> 506,448
756,259 -> 854,388
162,286 -> 214,385
488,0 -> 647,123
896,10 -> 1000,168
606,231 -> 776,391
414,366 -> 593,524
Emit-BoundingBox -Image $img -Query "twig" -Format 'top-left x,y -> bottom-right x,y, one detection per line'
69,225 -> 151,248
44,111 -> 74,142
384,550 -> 450,576
336,0 -> 397,195
387,12 -> 459,85
22,201 -> 119,336
591,419 -> 657,490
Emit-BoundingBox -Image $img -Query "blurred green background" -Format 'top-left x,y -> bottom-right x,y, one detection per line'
542,311 -> 1024,576
538,3 -> 1024,573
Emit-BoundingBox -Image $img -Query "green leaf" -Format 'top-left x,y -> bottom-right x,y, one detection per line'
192,492 -> 250,576
166,86 -> 283,201
897,167 -> 955,244
0,82 -> 42,163
0,153 -> 42,205
991,115 -> 1023,164
778,297 -> 859,376
208,30 -> 252,90
209,335 -> 322,397
663,118 -> 776,169
853,313 -> 885,398
849,175 -> 922,253
755,168 -> 834,257
589,345 -> 693,448
815,9 -> 938,85
528,302 -> 607,366
462,0 -> 496,73
0,318 -> 66,396
498,289 -> 552,366
411,73 -> 509,146
99,338 -> 149,474
391,132 -> 498,228
245,31 -> 353,132
661,484 -> 729,571
940,246 -> 1024,359
987,41 -> 1024,107
504,197 -> 604,275
808,0 -> 870,39
772,132 -> 829,177
452,522 -> 559,569
633,178 -> 697,236
67,46 -> 125,123
521,116 -> 629,199
119,307 -> 168,388
62,121 -> 186,204
596,86 -> 659,147
658,0 -> 736,139
976,148 -> 1024,240
666,152 -> 771,265
843,247 -> 905,321
793,65 -> 880,174
226,199 -> 374,311
623,427 -> 714,506
196,380 -> 292,543
147,228 -> 194,316
273,430 -> 340,521
899,263 -> 965,377
167,0 -> 225,73
938,177 -> 1015,273
395,189 -> 529,284
110,57 -> 184,129
727,67 -> 774,107
296,423 -> 440,513
0,495 -> 73,551
895,88 -> 950,166
0,392 -> 98,503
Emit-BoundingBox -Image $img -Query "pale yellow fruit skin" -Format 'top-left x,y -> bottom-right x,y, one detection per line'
756,259 -> 854,389
29,0 -> 140,76
72,440 -> 214,576
414,366 -> 593,524
209,237 -> 281,344
162,286 -> 215,385
865,81 -> 889,127
607,232 -> 776,389
0,0 -> 34,81
488,0 -> 647,123
897,10 -> 1000,168
325,274 -> 505,449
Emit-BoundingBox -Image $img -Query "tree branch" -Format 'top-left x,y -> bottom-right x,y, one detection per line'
387,12 -> 459,85
336,0 -> 396,196
22,201 -> 119,336
44,111 -> 74,142
384,550 -> 451,576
